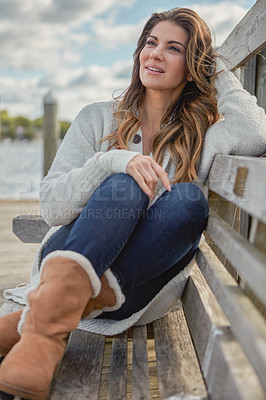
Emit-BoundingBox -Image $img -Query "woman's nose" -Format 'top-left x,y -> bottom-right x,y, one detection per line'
150,46 -> 164,60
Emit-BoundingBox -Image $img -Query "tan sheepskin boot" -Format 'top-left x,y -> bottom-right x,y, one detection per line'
0,250 -> 102,400
0,309 -> 22,356
81,269 -> 125,319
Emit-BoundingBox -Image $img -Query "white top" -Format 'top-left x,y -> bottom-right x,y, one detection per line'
4,59 -> 266,335
128,128 -> 143,153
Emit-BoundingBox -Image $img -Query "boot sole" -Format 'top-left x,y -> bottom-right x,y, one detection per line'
0,379 -> 49,400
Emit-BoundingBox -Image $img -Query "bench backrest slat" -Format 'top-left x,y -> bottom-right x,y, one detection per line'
182,264 -> 230,366
218,0 -> 266,69
182,264 -> 266,398
196,241 -> 266,392
256,47 -> 266,110
206,209 -> 266,307
207,155 -> 266,224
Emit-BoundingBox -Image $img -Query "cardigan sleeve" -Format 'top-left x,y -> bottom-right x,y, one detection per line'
197,58 -> 266,183
39,102 -> 140,227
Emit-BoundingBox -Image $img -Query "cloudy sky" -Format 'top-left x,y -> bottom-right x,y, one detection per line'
0,0 -> 255,122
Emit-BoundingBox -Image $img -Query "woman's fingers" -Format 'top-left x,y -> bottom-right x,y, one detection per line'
126,155 -> 171,198
141,166 -> 159,193
132,170 -> 154,198
151,161 -> 171,191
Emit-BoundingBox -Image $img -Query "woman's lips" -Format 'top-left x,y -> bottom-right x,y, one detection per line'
145,65 -> 165,73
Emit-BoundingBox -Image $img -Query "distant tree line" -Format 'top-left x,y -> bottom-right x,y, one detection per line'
0,110 -> 71,141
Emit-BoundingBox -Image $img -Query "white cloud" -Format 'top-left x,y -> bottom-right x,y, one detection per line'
41,0 -> 137,25
189,2 -> 247,47
0,20 -> 88,71
0,59 -> 133,121
91,18 -> 145,49
0,0 -> 137,72
0,75 -> 46,118
49,59 -> 133,120
0,0 -> 250,122
86,2 -> 248,51
0,0 -> 136,25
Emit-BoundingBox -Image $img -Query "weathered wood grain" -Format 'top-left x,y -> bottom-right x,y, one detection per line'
0,200 -> 40,307
218,0 -> 266,69
50,329 -> 105,400
153,308 -> 207,400
182,263 -> 229,367
205,328 -> 265,400
206,209 -> 266,307
207,190 -> 239,279
107,331 -> 128,400
242,54 -> 257,95
256,47 -> 266,111
207,155 -> 266,224
182,265 -> 265,400
196,241 -> 266,392
252,219 -> 266,254
12,215 -> 50,243
132,326 -> 151,400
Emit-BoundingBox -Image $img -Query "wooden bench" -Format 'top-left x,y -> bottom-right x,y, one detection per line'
1,1 -> 266,399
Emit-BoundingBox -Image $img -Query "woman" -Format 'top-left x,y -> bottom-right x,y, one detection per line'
0,7 -> 266,400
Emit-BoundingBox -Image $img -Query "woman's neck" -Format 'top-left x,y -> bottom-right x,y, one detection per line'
141,90 -> 172,134
140,91 -> 173,155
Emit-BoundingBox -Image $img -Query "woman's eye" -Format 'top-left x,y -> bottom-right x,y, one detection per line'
146,40 -> 156,46
169,46 -> 181,53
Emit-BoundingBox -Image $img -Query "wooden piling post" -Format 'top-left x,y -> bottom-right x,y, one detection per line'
43,91 -> 59,177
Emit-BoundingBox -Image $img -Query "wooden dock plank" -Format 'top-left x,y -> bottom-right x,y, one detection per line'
0,200 -> 40,306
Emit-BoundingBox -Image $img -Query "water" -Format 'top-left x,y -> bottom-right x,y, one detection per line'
0,140 -> 43,200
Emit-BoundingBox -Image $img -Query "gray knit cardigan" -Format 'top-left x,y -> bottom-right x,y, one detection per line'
4,60 -> 266,335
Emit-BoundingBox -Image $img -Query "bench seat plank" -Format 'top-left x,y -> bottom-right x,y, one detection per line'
12,215 -> 50,243
153,307 -> 207,400
196,241 -> 266,392
206,209 -> 266,307
132,326 -> 151,400
50,330 -> 105,400
108,331 -> 128,400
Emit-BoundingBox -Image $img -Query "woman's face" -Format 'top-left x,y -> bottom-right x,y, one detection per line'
139,20 -> 189,101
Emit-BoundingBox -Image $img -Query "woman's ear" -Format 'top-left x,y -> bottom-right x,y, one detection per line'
187,75 -> 193,82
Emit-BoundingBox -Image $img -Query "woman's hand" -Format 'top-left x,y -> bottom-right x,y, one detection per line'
126,155 -> 171,199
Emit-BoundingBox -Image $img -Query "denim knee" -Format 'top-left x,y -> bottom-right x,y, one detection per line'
171,182 -> 209,229
92,173 -> 149,209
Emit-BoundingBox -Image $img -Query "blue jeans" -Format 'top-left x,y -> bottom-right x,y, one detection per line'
41,173 -> 209,320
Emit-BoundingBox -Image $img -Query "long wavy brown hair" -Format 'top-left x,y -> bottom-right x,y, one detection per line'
102,8 -> 220,183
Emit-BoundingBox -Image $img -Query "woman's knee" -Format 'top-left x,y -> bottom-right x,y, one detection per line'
93,173 -> 148,208
170,182 -> 209,227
